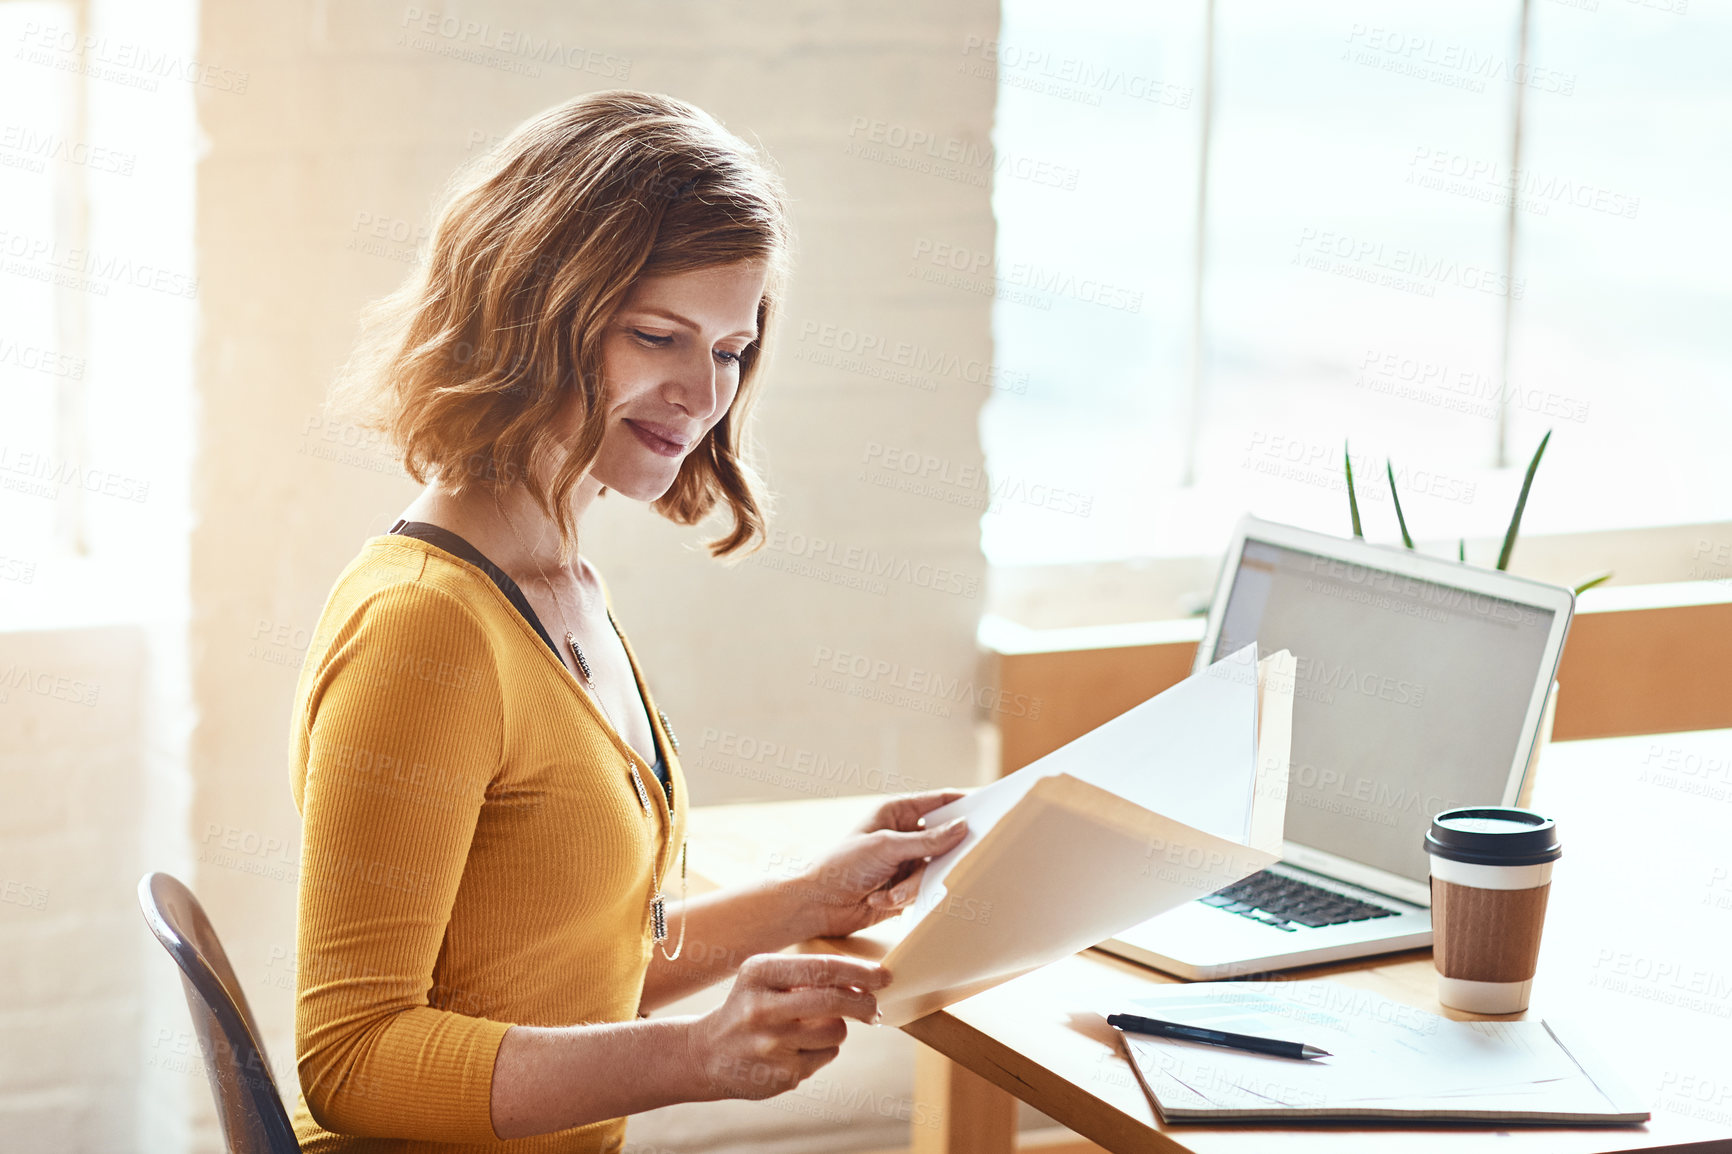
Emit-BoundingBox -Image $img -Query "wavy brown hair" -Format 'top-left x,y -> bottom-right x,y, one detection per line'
332,90 -> 790,559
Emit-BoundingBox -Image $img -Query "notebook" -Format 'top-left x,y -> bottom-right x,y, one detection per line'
1114,981 -> 1649,1124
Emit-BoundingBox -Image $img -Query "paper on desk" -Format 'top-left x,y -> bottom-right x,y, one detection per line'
876,645 -> 1294,1027
1118,982 -> 1623,1119
1125,985 -> 1579,1102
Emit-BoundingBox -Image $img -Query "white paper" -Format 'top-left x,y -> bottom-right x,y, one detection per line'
876,646 -> 1294,1027
912,643 -> 1268,914
1119,982 -> 1619,1117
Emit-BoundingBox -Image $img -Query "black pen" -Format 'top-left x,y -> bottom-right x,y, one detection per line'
1107,1013 -> 1331,1060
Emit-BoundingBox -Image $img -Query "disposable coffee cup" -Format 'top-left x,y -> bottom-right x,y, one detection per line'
1425,807 -> 1562,1014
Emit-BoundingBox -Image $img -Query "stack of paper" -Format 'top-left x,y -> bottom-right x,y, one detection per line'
1117,982 -> 1649,1123
876,644 -> 1295,1027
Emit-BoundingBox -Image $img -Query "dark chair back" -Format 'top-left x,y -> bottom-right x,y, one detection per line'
137,872 -> 299,1153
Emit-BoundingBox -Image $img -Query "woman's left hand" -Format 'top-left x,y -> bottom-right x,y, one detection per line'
790,789 -> 970,939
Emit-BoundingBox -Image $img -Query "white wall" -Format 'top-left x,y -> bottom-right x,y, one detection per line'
0,627 -> 145,1151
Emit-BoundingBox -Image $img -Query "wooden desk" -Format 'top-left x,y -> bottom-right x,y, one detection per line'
686,730 -> 1732,1154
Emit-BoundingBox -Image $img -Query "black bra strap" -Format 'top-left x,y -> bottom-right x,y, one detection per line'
388,519 -> 562,662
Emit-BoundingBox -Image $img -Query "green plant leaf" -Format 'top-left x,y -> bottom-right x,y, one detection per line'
1344,440 -> 1363,539
1497,429 -> 1551,571
1387,459 -> 1414,549
1458,538 -> 1466,563
1573,571 -> 1613,594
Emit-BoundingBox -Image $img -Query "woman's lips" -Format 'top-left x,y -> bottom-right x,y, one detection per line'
624,419 -> 689,458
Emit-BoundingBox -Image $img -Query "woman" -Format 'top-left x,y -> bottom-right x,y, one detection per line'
290,90 -> 969,1151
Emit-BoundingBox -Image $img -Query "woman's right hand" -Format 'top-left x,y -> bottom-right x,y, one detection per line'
683,954 -> 889,1101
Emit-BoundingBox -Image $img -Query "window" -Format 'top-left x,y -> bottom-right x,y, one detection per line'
0,0 -> 196,624
1,1 -> 82,552
985,0 -> 1732,570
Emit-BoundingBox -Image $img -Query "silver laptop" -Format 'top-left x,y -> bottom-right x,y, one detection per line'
1100,515 -> 1575,980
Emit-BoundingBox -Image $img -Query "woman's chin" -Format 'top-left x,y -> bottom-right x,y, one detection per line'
597,472 -> 679,504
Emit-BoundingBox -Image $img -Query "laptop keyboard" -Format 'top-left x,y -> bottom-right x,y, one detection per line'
1201,870 -> 1401,932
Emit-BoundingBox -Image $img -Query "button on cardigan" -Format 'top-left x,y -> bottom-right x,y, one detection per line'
287,534 -> 688,1152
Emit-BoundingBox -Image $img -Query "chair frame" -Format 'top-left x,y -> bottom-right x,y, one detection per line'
137,872 -> 300,1154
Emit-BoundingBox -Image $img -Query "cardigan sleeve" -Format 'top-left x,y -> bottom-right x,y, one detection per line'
293,579 -> 512,1142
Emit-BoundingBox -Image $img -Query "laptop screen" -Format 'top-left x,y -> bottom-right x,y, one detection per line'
1210,538 -> 1556,884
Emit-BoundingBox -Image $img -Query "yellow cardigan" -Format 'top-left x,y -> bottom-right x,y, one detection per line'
288,534 -> 688,1152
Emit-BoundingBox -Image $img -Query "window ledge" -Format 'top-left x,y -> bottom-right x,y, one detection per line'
978,613 -> 1205,655
980,579 -> 1732,657
986,520 -> 1732,631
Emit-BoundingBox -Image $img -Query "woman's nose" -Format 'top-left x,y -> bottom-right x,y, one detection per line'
665,346 -> 723,420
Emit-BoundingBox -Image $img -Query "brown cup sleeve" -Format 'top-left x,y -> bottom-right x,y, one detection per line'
1432,880 -> 1551,983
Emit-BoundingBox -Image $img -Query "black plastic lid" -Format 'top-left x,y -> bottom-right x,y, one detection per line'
1425,807 -> 1561,867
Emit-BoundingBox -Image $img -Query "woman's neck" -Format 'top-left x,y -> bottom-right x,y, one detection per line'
399,476 -> 604,588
